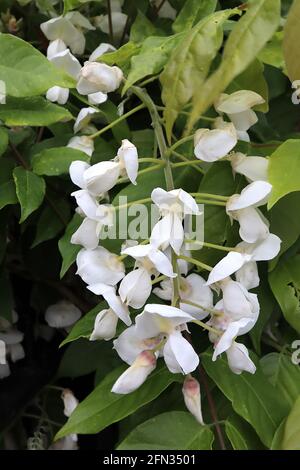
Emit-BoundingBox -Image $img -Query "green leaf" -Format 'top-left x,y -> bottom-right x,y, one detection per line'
268,140 -> 300,209
130,11 -> 160,43
13,167 -> 45,223
58,213 -> 82,278
225,414 -> 263,450
250,280 -> 275,354
55,363 -> 183,438
226,59 -> 269,113
123,34 -> 183,94
117,411 -> 214,450
269,255 -> 300,334
283,0 -> 300,81
187,0 -> 280,134
0,33 -> 74,97
32,147 -> 90,176
259,31 -> 285,69
99,42 -> 141,74
269,192 -> 300,270
0,127 -> 8,156
260,352 -> 300,409
282,396 -> 300,450
0,180 -> 17,210
173,0 -> 217,33
0,97 -> 73,127
100,100 -> 131,142
31,200 -> 70,248
60,302 -> 106,347
57,338 -> 116,378
201,349 -> 289,447
270,419 -> 286,450
161,10 -> 236,142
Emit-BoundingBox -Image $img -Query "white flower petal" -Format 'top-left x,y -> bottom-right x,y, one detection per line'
90,308 -> 118,341
47,39 -> 67,59
0,329 -> 23,345
227,181 -> 272,211
230,153 -> 269,182
194,124 -> 237,162
71,189 -> 98,219
148,248 -> 176,277
212,318 -> 253,360
111,350 -> 156,394
114,325 -> 160,365
71,217 -> 99,249
88,91 -> 108,105
221,279 -> 259,323
98,12 -> 128,37
49,49 -> 81,79
119,268 -> 152,309
9,343 -> 25,363
226,341 -> 256,374
117,139 -> 138,184
76,247 -> 125,286
180,273 -> 213,319
182,376 -> 203,424
65,11 -> 95,30
215,90 -> 265,114
251,233 -> 281,261
163,331 -> 199,374
69,161 -> 91,188
61,389 -> 79,418
89,43 -> 116,61
45,301 -> 81,329
237,207 -> 270,243
68,136 -> 94,157
87,283 -> 131,325
74,107 -> 98,133
77,62 -> 123,95
235,262 -> 260,290
83,161 -> 120,196
46,86 -> 69,104
206,252 -> 249,286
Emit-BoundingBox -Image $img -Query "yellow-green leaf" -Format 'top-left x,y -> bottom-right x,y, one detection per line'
283,0 -> 300,82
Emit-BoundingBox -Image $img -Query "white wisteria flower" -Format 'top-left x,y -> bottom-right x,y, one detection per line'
113,325 -> 161,365
46,48 -> 81,104
226,341 -> 256,374
154,273 -> 213,319
182,376 -> 204,424
226,180 -> 272,243
45,300 -> 81,329
219,278 -> 260,322
67,136 -> 94,157
76,247 -> 125,286
230,152 -> 269,182
41,13 -> 95,55
215,90 -> 265,141
194,122 -> 237,162
77,62 -> 123,96
112,350 -> 157,394
0,323 -> 24,379
74,107 -> 98,133
46,86 -> 69,105
119,243 -> 176,309
134,304 -> 199,374
46,38 -> 67,60
150,188 -> 199,254
206,233 -> 281,289
97,12 -> 128,40
61,388 -> 79,417
88,283 -> 131,335
89,43 -> 116,62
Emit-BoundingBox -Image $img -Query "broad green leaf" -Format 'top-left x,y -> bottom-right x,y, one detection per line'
100,100 -> 131,142
202,349 -> 289,447
13,167 -> 45,223
57,338 -> 117,378
130,11 -> 160,43
63,0 -> 96,13
271,419 -> 286,450
0,33 -> 74,97
225,414 -> 263,450
55,364 -> 183,438
283,0 -> 300,81
269,255 -> 300,333
58,213 -> 82,278
259,31 -> 285,69
250,280 -> 275,355
60,302 -> 106,347
0,97 -> 73,127
99,42 -> 141,74
31,200 -> 70,248
282,396 -> 300,450
0,127 -> 8,156
0,180 -> 17,209
161,9 -> 237,141
269,192 -> 300,269
260,352 -> 300,409
117,411 -> 214,450
186,0 -> 280,134
32,147 -> 90,176
123,34 -> 183,94
226,59 -> 269,113
268,140 -> 300,209
173,0 -> 217,33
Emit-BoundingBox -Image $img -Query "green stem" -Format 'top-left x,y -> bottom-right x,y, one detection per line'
191,192 -> 228,201
185,240 -> 236,252
178,255 -> 212,272
168,134 -> 194,153
183,299 -> 222,316
192,319 -> 220,335
114,197 -> 152,211
139,158 -> 164,164
170,150 -> 204,175
23,413 -> 63,428
171,160 -> 204,168
90,104 -> 145,139
151,275 -> 167,285
195,199 -> 226,207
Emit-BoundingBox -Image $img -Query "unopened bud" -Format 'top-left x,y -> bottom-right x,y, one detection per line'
182,376 -> 204,425
61,389 -> 79,418
90,308 -> 118,341
111,350 -> 156,395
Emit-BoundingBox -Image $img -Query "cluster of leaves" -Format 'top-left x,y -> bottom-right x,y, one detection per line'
0,0 -> 300,451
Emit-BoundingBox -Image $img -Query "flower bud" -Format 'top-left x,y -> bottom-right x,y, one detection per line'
61,389 -> 79,417
182,376 -> 204,424
194,123 -> 237,162
111,350 -> 157,394
77,62 -> 123,95
46,86 -> 69,105
226,342 -> 256,375
90,308 -> 118,341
